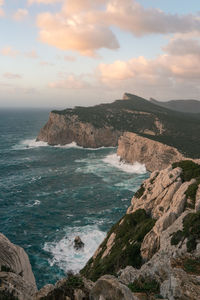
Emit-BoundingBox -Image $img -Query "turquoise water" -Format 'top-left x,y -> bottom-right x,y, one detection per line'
0,109 -> 148,288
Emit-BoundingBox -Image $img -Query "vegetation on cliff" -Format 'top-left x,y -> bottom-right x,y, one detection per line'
51,93 -> 200,157
80,209 -> 155,282
171,211 -> 200,252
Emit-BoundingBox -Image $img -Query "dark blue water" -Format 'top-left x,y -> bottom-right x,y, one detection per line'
0,109 -> 148,288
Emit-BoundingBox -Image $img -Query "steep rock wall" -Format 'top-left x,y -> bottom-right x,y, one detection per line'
117,132 -> 184,172
0,233 -> 37,300
37,112 -> 121,148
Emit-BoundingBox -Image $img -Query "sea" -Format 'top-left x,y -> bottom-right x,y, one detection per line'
0,109 -> 149,289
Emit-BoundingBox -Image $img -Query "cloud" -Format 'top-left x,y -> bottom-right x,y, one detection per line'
37,11 -> 119,56
25,50 -> 39,59
0,0 -> 4,17
103,0 -> 200,36
35,0 -> 200,56
49,74 -> 91,89
0,8 -> 4,17
28,0 -> 61,4
13,9 -> 29,21
0,46 -> 19,57
3,73 -> 22,79
62,0 -> 106,14
64,55 -> 76,62
163,37 -> 200,56
96,36 -> 200,99
40,60 -> 54,66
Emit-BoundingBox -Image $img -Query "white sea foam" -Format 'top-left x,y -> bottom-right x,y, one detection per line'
27,200 -> 41,207
57,142 -> 115,151
12,139 -> 48,150
103,154 -> 146,174
43,225 -> 106,273
13,139 -> 116,151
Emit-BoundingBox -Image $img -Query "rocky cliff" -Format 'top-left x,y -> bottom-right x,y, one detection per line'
0,233 -> 37,300
37,112 -> 121,148
2,160 -> 200,299
36,93 -> 200,157
117,132 -> 185,172
80,160 -> 200,299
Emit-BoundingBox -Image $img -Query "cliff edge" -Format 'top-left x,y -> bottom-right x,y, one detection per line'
80,160 -> 200,300
0,233 -> 37,300
36,93 -> 200,157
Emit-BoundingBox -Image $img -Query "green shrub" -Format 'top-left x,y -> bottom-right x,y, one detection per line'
171,211 -> 200,252
1,265 -> 11,272
185,177 -> 200,209
128,276 -> 160,294
171,230 -> 184,246
183,258 -> 200,274
134,184 -> 145,199
172,160 -> 200,182
81,209 -> 155,281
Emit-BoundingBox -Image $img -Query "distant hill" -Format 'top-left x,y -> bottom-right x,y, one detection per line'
37,93 -> 200,158
150,98 -> 200,113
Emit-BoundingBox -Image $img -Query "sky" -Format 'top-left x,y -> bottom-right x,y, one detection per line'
0,0 -> 200,108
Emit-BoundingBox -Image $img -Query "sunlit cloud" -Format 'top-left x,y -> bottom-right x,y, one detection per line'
25,50 -> 39,59
13,9 -> 29,21
49,74 -> 91,89
64,55 -> 76,62
0,46 -> 19,57
96,36 -> 200,99
0,0 -> 4,17
37,11 -> 119,56
3,72 -> 22,79
28,0 -> 62,4
35,0 -> 200,57
103,0 -> 200,36
0,8 -> 4,17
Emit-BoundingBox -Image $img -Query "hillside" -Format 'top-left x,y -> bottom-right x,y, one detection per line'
150,98 -> 200,113
37,93 -> 200,158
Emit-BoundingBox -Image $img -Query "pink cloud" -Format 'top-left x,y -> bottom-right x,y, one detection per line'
37,11 -> 119,56
3,73 -> 22,79
49,74 -> 91,89
13,9 -> 29,21
28,0 -> 61,4
0,46 -> 19,57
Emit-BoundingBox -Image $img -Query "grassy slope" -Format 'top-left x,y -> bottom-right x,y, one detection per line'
52,94 -> 200,158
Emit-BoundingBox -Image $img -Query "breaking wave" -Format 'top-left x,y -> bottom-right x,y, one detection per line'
103,154 -> 146,174
43,225 -> 106,273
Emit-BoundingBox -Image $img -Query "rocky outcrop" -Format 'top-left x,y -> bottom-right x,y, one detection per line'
74,236 -> 84,250
2,160 -> 200,300
0,233 -> 37,299
81,160 -> 200,299
34,274 -> 93,300
90,275 -> 134,300
37,112 -> 121,148
117,132 -> 184,172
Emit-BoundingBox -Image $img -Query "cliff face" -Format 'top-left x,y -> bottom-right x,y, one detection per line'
37,112 -> 121,148
36,93 -> 200,157
117,132 -> 184,172
0,233 -> 37,300
80,160 -> 200,300
2,161 -> 200,299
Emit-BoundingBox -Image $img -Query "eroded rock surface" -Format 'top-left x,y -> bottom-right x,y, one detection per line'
37,112 -> 121,148
117,132 -> 184,172
0,233 -> 37,300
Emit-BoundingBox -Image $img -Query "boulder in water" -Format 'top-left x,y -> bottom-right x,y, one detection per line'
74,236 -> 84,250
